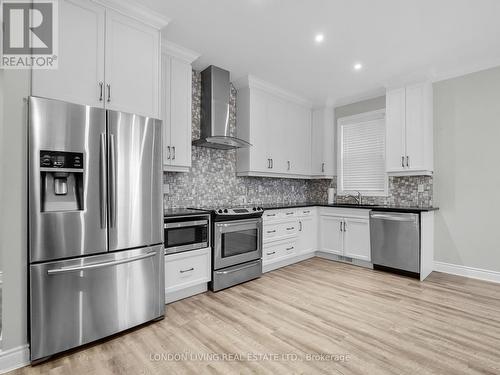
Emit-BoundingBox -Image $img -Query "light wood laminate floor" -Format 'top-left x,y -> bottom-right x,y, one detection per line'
10,258 -> 500,374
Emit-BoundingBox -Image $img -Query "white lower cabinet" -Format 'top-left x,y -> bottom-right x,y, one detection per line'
319,208 -> 371,261
343,218 -> 371,261
319,215 -> 344,255
297,209 -> 317,254
165,247 -> 211,303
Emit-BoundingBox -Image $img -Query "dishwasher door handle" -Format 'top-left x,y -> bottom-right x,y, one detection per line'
370,213 -> 418,222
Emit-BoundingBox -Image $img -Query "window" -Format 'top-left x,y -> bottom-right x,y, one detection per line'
337,110 -> 387,196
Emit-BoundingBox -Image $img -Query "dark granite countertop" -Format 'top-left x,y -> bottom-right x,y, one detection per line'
164,208 -> 211,218
260,202 -> 438,213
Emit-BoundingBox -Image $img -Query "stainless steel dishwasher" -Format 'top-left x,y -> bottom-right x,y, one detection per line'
370,211 -> 420,275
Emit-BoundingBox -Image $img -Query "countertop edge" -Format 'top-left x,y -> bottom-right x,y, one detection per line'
260,203 -> 439,213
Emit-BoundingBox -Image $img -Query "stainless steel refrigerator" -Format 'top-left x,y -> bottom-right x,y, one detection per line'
28,97 -> 164,362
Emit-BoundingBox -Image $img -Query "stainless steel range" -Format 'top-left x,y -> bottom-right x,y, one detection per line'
193,206 -> 263,291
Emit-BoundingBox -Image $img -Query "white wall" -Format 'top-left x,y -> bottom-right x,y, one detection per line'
0,69 -> 30,353
433,66 -> 500,272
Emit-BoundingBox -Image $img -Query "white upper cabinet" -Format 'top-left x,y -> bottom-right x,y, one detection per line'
311,107 -> 335,178
162,42 -> 200,172
386,82 -> 433,175
235,76 -> 313,178
104,10 -> 160,118
32,0 -> 167,118
32,0 -> 105,107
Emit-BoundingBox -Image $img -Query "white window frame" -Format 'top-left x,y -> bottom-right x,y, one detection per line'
337,109 -> 388,197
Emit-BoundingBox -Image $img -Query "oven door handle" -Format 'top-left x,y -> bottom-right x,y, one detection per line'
164,220 -> 208,229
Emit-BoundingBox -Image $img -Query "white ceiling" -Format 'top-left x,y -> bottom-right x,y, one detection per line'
140,0 -> 500,106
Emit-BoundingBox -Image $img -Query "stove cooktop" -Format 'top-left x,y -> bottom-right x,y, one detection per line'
190,205 -> 263,217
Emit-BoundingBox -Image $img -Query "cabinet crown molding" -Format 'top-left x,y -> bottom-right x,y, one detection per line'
162,41 -> 200,64
233,75 -> 312,108
93,0 -> 170,29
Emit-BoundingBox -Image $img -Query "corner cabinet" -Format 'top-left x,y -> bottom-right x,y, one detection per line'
32,0 -> 167,118
311,107 -> 335,178
386,82 -> 433,176
234,76 -> 313,178
161,42 -> 200,172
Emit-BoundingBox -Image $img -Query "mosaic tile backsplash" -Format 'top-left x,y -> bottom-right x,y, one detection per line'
163,71 -> 433,210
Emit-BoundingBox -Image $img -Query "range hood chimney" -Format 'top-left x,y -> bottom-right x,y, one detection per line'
192,65 -> 251,149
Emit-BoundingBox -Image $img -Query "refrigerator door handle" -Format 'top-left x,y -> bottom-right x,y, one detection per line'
109,134 -> 117,228
99,134 -> 107,229
47,251 -> 157,275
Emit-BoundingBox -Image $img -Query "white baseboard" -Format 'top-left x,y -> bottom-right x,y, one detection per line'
263,252 -> 315,273
434,261 -> 500,284
0,345 -> 30,374
165,283 -> 208,304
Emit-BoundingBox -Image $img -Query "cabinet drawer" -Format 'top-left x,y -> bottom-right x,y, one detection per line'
297,208 -> 314,217
282,241 -> 297,257
263,244 -> 281,261
280,221 -> 299,237
263,210 -> 281,221
264,223 -> 280,240
165,248 -> 211,293
282,209 -> 296,218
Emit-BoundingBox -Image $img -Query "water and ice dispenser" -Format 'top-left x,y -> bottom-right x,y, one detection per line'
39,150 -> 84,212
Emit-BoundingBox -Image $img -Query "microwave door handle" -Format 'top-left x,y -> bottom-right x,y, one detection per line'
164,220 -> 208,229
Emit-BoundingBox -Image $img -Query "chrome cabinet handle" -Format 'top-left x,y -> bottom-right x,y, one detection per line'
340,222 -> 343,232
401,156 -> 405,168
303,210 -> 310,214
271,159 -> 273,169
172,146 -> 176,160
48,251 -> 156,275
267,159 -> 271,168
98,82 -> 104,101
406,156 -> 409,167
285,212 -> 294,215
266,251 -> 276,256
321,162 -> 325,173
299,221 -> 303,231
99,134 -> 107,229
266,213 -> 276,217
286,247 -> 294,251
287,160 -> 290,170
267,230 -> 276,234
343,221 -> 347,232
167,146 -> 171,160
179,267 -> 194,274
106,84 -> 111,102
109,134 -> 117,228
286,227 -> 295,231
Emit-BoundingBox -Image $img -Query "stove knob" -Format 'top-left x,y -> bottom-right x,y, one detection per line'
223,209 -> 228,213
218,209 -> 223,213
252,207 -> 257,211
257,207 -> 262,211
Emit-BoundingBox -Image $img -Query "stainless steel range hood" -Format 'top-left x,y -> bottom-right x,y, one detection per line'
192,65 -> 251,149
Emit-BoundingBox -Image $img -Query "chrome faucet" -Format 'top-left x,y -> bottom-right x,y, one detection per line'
345,191 -> 362,205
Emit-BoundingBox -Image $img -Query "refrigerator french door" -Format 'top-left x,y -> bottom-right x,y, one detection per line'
28,97 -> 164,362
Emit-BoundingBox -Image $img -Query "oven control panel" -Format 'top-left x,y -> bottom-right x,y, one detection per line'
215,207 -> 263,215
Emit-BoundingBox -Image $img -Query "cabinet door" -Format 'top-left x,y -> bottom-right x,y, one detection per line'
32,0 -> 105,107
297,216 -> 317,254
169,58 -> 192,168
405,83 -> 428,171
311,109 -> 324,175
319,216 -> 343,255
161,54 -> 172,166
343,218 -> 371,261
385,88 -> 406,173
268,95 -> 287,173
105,9 -> 160,118
249,90 -> 271,172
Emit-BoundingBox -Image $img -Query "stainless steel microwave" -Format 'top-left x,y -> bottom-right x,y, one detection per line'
164,214 -> 210,254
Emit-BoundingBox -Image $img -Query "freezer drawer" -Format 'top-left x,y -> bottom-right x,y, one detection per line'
30,246 -> 165,361
370,212 -> 420,273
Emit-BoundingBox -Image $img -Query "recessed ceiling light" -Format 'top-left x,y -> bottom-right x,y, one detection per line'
354,63 -> 363,71
315,34 -> 324,43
